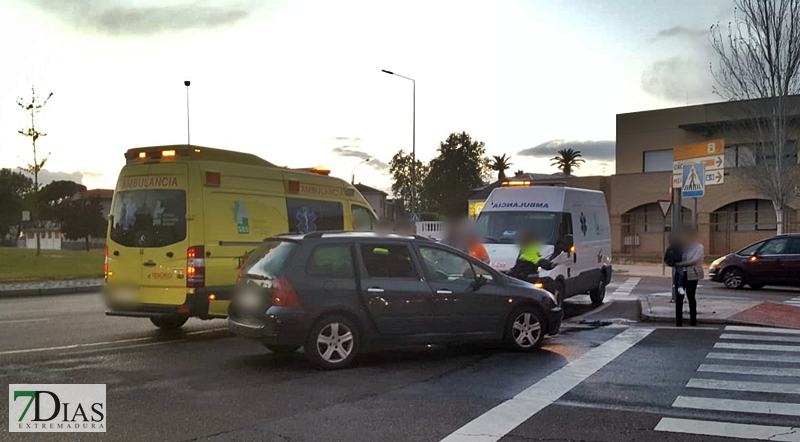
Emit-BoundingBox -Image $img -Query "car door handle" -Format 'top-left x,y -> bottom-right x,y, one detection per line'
367,287 -> 385,293
436,289 -> 453,295
143,260 -> 157,267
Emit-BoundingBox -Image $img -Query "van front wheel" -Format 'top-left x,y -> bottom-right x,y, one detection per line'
150,316 -> 188,330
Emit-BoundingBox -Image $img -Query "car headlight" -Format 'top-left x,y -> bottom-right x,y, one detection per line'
710,256 -> 725,269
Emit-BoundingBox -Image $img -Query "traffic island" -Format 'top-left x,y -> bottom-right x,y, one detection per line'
728,302 -> 800,330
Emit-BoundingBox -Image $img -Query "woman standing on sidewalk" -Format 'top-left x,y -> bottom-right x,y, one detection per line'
675,226 -> 704,326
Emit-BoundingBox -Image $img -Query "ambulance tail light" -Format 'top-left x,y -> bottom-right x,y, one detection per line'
187,246 -> 206,288
104,246 -> 109,282
502,180 -> 532,187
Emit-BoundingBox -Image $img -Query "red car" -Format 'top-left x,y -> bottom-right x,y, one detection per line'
709,234 -> 800,289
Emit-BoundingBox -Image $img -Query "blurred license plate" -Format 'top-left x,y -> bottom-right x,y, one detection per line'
237,292 -> 262,309
115,288 -> 138,303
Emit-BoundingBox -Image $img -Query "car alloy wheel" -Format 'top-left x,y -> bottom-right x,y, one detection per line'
723,268 -> 744,290
305,315 -> 360,370
506,307 -> 545,351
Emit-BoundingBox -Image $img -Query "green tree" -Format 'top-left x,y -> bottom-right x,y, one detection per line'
17,86 -> 54,256
423,132 -> 490,216
514,169 -> 525,177
389,150 -> 428,214
0,169 -> 34,244
489,154 -> 513,181
39,180 -> 87,222
59,196 -> 106,251
550,148 -> 585,176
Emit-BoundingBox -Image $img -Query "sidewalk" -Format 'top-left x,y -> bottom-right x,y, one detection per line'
615,263 -> 711,278
640,291 -> 800,329
0,278 -> 104,299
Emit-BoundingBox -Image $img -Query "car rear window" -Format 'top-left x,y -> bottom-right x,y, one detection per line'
110,189 -> 186,247
242,240 -> 299,279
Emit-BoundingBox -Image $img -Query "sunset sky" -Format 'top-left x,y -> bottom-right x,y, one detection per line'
0,0 -> 734,192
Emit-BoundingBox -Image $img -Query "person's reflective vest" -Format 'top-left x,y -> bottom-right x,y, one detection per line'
519,242 -> 543,264
469,242 -> 490,264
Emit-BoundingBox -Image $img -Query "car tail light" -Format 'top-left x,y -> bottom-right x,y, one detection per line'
187,246 -> 205,288
104,246 -> 109,281
272,277 -> 301,307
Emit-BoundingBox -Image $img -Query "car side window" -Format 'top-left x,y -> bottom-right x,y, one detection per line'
418,246 -> 484,283
759,238 -> 789,255
737,242 -> 763,256
352,205 -> 375,231
360,244 -> 418,279
307,245 -> 354,278
786,238 -> 800,255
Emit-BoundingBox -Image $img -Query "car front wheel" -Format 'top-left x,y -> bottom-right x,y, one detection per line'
305,315 -> 359,370
505,307 -> 546,351
723,268 -> 745,290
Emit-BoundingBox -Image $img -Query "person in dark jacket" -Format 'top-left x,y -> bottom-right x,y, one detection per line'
507,229 -> 555,281
664,232 -> 686,303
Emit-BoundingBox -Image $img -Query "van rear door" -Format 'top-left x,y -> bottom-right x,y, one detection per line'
109,164 -> 189,306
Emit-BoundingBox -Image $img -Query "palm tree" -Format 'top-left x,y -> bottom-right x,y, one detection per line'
550,148 -> 585,176
514,169 -> 525,177
489,154 -> 513,181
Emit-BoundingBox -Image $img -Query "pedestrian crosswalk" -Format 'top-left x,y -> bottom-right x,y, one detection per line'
606,277 -> 639,301
785,296 -> 800,307
655,325 -> 800,441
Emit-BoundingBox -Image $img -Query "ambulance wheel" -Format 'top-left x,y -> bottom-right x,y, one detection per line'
589,279 -> 606,305
150,316 -> 188,330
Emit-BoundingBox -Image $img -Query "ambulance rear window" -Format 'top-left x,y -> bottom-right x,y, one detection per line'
110,190 -> 187,247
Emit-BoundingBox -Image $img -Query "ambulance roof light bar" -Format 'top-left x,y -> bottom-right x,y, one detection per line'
502,180 -> 532,187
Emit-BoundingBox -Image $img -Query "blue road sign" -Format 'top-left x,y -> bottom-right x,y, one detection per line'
410,213 -> 421,222
681,163 -> 705,198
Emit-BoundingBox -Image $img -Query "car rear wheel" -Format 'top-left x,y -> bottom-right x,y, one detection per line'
150,316 -> 188,330
263,344 -> 300,355
589,279 -> 606,305
505,307 -> 546,351
305,315 -> 359,370
723,268 -> 745,290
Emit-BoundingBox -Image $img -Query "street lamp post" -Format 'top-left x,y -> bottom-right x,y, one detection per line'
184,80 -> 191,145
381,69 -> 415,216
351,158 -> 370,184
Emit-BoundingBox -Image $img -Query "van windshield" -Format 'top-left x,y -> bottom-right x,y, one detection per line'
475,211 -> 561,244
110,190 -> 187,248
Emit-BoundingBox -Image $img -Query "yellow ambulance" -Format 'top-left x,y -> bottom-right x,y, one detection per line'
104,145 -> 377,329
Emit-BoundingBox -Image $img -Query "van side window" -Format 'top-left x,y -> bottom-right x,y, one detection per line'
286,199 -> 344,234
559,213 -> 573,238
360,244 -> 418,279
352,205 -> 375,231
307,245 -> 354,278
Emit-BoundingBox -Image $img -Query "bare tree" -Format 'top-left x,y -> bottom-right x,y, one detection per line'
17,86 -> 53,256
710,0 -> 800,234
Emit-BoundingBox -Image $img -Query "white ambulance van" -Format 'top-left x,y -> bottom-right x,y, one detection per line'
474,184 -> 612,305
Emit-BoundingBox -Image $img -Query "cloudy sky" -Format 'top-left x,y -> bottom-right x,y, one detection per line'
0,0 -> 734,192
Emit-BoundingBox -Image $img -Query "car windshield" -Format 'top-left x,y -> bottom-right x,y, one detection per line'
475,211 -> 560,244
242,240 -> 299,279
109,189 -> 187,248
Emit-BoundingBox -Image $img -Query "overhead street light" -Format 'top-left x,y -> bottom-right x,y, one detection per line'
351,158 -> 370,184
381,69 -> 416,215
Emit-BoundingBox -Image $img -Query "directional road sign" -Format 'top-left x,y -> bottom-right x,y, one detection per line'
672,139 -> 725,188
681,163 -> 705,198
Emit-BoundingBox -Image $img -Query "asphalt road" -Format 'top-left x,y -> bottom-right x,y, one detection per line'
1,278 -> 798,441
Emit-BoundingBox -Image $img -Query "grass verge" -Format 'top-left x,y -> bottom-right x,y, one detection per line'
0,248 -> 104,282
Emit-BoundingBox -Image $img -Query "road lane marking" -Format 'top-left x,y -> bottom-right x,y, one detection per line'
707,352 -> 800,363
687,378 -> 800,395
673,396 -> 800,417
698,364 -> 800,378
655,418 -> 800,441
0,318 -> 50,325
439,327 -> 653,442
714,342 -> 800,352
726,326 -> 800,336
721,333 -> 800,343
0,327 -> 229,356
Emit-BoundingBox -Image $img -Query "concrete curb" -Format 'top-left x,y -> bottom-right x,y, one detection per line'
0,284 -> 103,299
638,298 -> 734,325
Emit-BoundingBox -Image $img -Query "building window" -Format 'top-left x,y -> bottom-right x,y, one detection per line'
643,149 -> 673,172
726,142 -> 798,168
712,199 -> 780,232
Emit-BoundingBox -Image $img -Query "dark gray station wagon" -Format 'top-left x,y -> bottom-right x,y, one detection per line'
228,232 -> 562,369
